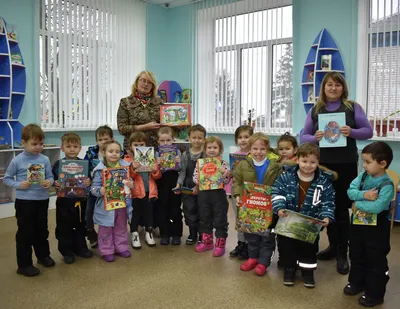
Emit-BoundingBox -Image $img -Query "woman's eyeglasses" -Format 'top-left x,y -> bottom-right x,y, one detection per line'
138,78 -> 153,85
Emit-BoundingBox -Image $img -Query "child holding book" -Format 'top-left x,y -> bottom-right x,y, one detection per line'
228,125 -> 253,260
84,125 -> 114,248
91,140 -> 133,262
4,124 -> 55,277
156,127 -> 182,245
52,133 -> 93,264
277,132 -> 298,162
233,133 -> 281,276
344,142 -> 394,307
193,136 -> 232,257
126,132 -> 161,249
272,143 -> 335,288
176,124 -> 206,245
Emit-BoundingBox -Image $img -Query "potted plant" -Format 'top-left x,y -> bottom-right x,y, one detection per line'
369,109 -> 400,136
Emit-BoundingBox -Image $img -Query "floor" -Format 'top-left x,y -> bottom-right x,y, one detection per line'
0,199 -> 399,309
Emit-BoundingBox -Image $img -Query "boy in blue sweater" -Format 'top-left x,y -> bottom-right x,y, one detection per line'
344,141 -> 394,308
4,124 -> 55,277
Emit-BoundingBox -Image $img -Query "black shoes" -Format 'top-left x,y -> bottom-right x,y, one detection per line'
336,256 -> 350,275
186,227 -> 198,245
229,241 -> 248,260
86,229 -> 98,248
64,256 -> 75,264
37,256 -> 56,267
302,270 -> 315,288
17,265 -> 40,277
358,295 -> 384,307
316,246 -> 337,260
283,268 -> 296,286
343,283 -> 363,296
75,249 -> 93,259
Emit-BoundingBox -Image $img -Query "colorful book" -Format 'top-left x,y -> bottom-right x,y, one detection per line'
102,167 -> 129,211
158,145 -> 179,171
134,147 -> 156,172
182,89 -> 192,103
197,157 -> 224,191
321,54 -> 332,70
274,210 -> 324,244
306,69 -> 314,82
11,53 -> 22,64
58,160 -> 89,198
307,86 -> 314,102
172,186 -> 194,195
160,104 -> 191,126
318,112 -> 347,148
229,153 -> 247,174
352,210 -> 377,226
236,182 -> 273,236
27,164 -> 45,184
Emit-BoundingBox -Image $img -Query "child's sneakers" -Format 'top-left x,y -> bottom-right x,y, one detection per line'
63,256 -> 75,264
254,264 -> 267,276
75,249 -> 93,259
195,233 -> 213,252
86,229 -> 98,248
17,265 -> 40,277
230,241 -> 248,260
171,236 -> 181,245
37,256 -> 56,267
343,283 -> 363,296
240,258 -> 258,271
160,236 -> 170,245
103,254 -> 115,262
185,227 -> 198,245
302,269 -> 315,288
145,231 -> 156,247
358,294 -> 384,307
283,268 -> 296,286
131,232 -> 141,249
213,238 -> 226,257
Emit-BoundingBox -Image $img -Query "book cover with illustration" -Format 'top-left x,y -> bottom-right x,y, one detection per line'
321,54 -> 332,70
182,89 -> 192,103
318,112 -> 347,148
229,153 -> 247,174
134,147 -> 156,172
172,186 -> 194,195
306,69 -> 314,82
307,86 -> 314,102
160,104 -> 191,126
197,157 -> 224,191
102,167 -> 129,211
236,182 -> 273,236
158,145 -> 179,171
352,209 -> 377,226
58,160 -> 89,198
274,210 -> 324,244
27,164 -> 45,184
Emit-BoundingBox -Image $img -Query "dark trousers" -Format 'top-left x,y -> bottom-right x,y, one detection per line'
349,212 -> 390,300
15,199 -> 50,268
130,193 -> 155,232
85,192 -> 96,230
55,198 -> 88,256
278,235 -> 319,270
198,189 -> 229,238
182,194 -> 199,228
321,162 -> 357,256
157,171 -> 183,237
245,232 -> 276,267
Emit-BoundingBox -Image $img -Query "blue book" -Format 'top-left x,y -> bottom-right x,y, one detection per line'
318,112 -> 347,148
229,153 -> 246,173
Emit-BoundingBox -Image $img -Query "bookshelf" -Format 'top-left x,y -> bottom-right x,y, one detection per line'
301,28 -> 345,114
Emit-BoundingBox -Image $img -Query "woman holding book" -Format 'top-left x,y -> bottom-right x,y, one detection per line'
117,71 -> 164,150
300,72 -> 373,275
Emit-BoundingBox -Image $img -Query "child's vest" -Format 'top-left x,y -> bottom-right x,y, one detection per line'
184,151 -> 204,188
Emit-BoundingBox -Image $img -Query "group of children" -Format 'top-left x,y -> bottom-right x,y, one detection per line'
4,122 -> 395,308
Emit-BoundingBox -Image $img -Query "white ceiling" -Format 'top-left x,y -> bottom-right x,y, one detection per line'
144,0 -> 203,9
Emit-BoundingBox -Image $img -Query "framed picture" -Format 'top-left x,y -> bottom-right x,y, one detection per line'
160,103 -> 191,126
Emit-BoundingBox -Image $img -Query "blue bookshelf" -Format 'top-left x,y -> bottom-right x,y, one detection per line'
301,29 -> 345,114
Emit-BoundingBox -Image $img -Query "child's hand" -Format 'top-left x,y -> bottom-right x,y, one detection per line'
192,186 -> 199,195
100,187 -> 106,195
54,180 -> 61,189
175,156 -> 180,163
172,184 -> 181,194
364,188 -> 378,201
321,217 -> 330,227
84,178 -> 91,187
315,130 -> 324,141
20,181 -> 31,190
124,180 -> 134,189
132,161 -> 141,169
218,166 -> 225,173
339,125 -> 352,137
278,209 -> 288,218
40,180 -> 51,189
235,196 -> 241,205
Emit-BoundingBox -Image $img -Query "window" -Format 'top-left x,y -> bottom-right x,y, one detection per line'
195,0 -> 293,133
39,0 -> 146,130
357,0 -> 400,138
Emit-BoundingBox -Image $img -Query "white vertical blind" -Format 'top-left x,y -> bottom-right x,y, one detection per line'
39,0 -> 146,130
193,0 -> 293,134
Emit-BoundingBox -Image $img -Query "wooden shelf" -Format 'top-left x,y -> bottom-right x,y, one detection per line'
319,47 -> 339,51
12,92 -> 25,95
301,82 -> 314,85
0,74 -> 10,77
304,62 -> 315,67
8,38 -> 18,43
11,63 -> 25,68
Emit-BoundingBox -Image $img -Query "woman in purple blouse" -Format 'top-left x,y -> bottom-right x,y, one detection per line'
301,72 -> 373,275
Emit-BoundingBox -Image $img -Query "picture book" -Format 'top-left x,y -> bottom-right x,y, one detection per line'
182,89 -> 192,103
321,54 -> 332,70
27,164 -> 45,184
174,91 -> 182,103
352,209 -> 377,226
306,69 -> 314,82
318,112 -> 347,148
160,104 -> 191,126
158,89 -> 167,103
58,160 -> 89,198
11,53 -> 22,64
307,86 -> 314,102
274,210 -> 324,244
0,19 -> 5,33
172,186 -> 194,195
229,153 -> 247,174
236,182 -> 273,236
177,127 -> 189,141
102,167 -> 129,211
134,147 -> 156,172
197,157 -> 224,191
158,145 -> 179,171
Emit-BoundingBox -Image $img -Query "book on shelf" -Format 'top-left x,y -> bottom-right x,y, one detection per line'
102,166 -> 129,211
307,86 -> 314,102
27,163 -> 45,184
321,54 -> 332,70
11,53 -> 22,64
352,209 -> 377,226
172,186 -> 194,195
6,24 -> 17,40
274,210 -> 324,244
182,89 -> 192,103
236,182 -> 273,236
58,160 -> 89,198
160,104 -> 191,126
157,145 -> 179,171
229,153 -> 247,174
0,19 -> 5,33
134,147 -> 156,172
318,112 -> 347,148
306,69 -> 314,82
197,157 -> 224,191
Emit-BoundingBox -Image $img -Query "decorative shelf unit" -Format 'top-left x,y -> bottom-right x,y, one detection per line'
301,28 -> 345,114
